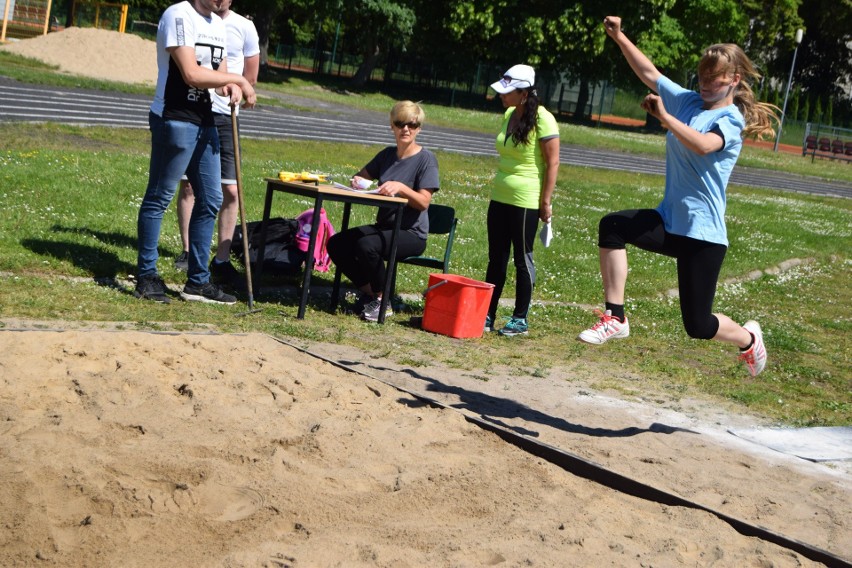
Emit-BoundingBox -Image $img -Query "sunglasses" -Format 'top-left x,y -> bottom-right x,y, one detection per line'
499,75 -> 531,88
393,120 -> 421,130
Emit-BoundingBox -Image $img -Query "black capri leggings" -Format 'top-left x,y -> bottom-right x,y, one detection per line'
485,200 -> 539,320
598,209 -> 727,340
327,225 -> 426,294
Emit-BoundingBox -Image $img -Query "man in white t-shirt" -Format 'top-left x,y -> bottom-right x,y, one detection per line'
134,0 -> 256,305
174,0 -> 259,291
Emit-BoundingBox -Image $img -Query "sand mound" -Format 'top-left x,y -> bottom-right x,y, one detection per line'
1,26 -> 157,85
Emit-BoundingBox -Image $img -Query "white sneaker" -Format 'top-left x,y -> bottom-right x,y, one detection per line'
739,320 -> 767,377
361,298 -> 393,322
577,309 -> 630,344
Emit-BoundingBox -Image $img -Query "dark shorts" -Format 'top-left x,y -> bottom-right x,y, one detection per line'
598,208 -> 727,340
214,113 -> 237,185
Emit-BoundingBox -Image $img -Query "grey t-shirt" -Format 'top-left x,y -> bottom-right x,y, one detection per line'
364,146 -> 440,240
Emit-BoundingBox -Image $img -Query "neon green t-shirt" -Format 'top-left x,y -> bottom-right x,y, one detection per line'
492,106 -> 559,209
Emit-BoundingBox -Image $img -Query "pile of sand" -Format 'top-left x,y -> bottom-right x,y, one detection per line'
1,26 -> 157,85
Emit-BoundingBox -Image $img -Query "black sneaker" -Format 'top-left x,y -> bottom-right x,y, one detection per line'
134,275 -> 171,303
174,251 -> 189,272
210,259 -> 245,291
180,282 -> 237,305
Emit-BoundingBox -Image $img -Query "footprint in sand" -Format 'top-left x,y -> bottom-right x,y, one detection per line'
195,482 -> 264,522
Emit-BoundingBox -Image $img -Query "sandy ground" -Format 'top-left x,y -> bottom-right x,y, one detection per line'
0,325 -> 850,567
1,28 -> 849,566
1,27 -> 158,85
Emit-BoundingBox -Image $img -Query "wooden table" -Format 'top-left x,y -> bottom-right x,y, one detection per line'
256,178 -> 408,323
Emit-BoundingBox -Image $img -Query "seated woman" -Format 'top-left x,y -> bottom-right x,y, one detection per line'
327,100 -> 440,322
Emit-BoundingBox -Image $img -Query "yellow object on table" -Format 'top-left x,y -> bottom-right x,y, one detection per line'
278,171 -> 328,183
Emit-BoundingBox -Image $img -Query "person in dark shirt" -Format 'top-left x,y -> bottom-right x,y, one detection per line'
134,0 -> 256,305
327,100 -> 440,322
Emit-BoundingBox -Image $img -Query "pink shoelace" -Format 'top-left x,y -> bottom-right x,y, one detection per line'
590,309 -> 619,329
737,333 -> 760,374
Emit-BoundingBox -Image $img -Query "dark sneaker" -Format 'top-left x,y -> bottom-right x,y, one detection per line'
361,298 -> 392,322
174,251 -> 189,272
133,275 -> 171,303
210,259 -> 245,292
180,282 -> 237,305
498,317 -> 528,336
484,315 -> 494,333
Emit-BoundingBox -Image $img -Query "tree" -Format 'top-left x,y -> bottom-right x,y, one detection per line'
345,0 -> 416,86
238,0 -> 343,72
813,96 -> 823,123
800,92 -> 810,123
416,0 -> 508,67
239,0 -> 291,69
741,0 -> 803,63
792,0 -> 852,123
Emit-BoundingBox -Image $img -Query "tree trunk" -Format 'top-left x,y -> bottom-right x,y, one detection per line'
352,45 -> 380,87
251,8 -> 274,71
575,80 -> 590,120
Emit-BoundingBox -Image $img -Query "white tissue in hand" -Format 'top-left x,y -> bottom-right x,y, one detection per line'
539,221 -> 553,247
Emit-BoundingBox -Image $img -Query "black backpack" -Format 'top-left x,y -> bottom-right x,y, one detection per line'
231,218 -> 306,274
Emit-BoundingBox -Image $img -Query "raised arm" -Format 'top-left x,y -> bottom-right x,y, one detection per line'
603,16 -> 661,93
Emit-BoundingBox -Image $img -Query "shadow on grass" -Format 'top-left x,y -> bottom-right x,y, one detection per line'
50,225 -> 137,249
247,270 -> 352,312
21,238 -> 135,278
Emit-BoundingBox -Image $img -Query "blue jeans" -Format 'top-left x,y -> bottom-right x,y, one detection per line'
137,112 -> 222,285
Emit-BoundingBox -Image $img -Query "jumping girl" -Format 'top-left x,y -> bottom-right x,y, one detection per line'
578,16 -> 778,377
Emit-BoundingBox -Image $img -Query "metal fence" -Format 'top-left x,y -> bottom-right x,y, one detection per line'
802,122 -> 852,162
1,0 -> 52,40
268,43 -> 615,116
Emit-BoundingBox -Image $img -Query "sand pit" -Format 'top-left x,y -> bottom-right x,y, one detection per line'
0,328 -> 849,566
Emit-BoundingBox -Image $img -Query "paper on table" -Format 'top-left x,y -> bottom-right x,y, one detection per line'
331,181 -> 381,194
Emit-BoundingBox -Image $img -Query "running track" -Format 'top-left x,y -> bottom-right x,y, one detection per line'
1,78 -> 849,199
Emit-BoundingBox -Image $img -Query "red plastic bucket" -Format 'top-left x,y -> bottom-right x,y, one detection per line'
422,274 -> 494,338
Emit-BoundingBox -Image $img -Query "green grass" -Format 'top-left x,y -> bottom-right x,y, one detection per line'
1,121 -> 849,428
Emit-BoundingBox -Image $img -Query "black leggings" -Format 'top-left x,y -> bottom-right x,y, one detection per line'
485,200 -> 539,320
327,225 -> 426,294
598,209 -> 727,340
